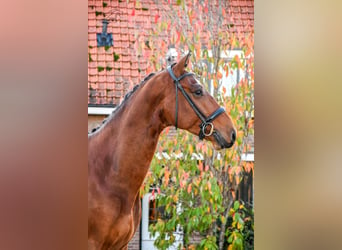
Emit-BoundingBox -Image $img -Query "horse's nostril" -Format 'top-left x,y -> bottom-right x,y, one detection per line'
231,130 -> 236,143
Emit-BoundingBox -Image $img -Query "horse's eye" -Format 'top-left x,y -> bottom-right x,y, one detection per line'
194,89 -> 203,97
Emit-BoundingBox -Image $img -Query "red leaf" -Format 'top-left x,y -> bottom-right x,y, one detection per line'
198,161 -> 203,172
176,31 -> 181,43
164,127 -> 170,134
161,40 -> 166,52
131,8 -> 135,16
154,14 -> 160,23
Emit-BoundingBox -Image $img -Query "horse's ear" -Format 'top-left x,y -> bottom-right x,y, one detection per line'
173,52 -> 191,76
184,51 -> 191,67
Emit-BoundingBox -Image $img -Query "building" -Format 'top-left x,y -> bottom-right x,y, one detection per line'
88,0 -> 254,249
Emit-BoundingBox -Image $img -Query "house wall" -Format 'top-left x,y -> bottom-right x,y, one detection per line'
88,114 -> 107,132
88,0 -> 254,105
128,227 -> 140,250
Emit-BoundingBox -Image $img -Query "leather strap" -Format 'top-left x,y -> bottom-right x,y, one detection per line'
166,65 -> 226,143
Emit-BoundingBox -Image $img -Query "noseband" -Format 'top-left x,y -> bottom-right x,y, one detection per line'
167,65 -> 229,146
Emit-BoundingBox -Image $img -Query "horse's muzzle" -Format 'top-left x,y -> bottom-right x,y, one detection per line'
213,130 -> 235,149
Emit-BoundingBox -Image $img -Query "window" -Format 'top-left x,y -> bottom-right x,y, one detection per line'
148,197 -> 168,227
141,192 -> 183,249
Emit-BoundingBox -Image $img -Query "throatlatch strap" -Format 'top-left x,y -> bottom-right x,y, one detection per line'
175,82 -> 178,129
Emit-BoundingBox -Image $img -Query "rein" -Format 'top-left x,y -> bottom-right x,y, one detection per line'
166,65 -> 228,144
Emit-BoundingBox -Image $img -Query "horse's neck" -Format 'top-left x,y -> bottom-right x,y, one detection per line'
89,79 -> 166,199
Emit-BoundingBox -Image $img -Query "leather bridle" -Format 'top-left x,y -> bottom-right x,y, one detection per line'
167,65 -> 232,148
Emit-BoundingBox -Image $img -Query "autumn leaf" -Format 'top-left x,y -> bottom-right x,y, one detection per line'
237,130 -> 244,140
154,14 -> 160,23
224,65 -> 229,77
244,162 -> 254,173
248,119 -> 254,129
182,171 -> 189,183
195,44 -> 201,58
198,161 -> 203,172
173,195 -> 178,202
202,143 -> 207,154
207,181 -> 211,192
176,31 -> 181,43
212,79 -> 218,88
187,184 -> 192,193
188,144 -> 193,155
164,167 -> 170,186
188,10 -> 193,24
235,175 -> 240,185
163,127 -> 170,135
234,55 -> 243,68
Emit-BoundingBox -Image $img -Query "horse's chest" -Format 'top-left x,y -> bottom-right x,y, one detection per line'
88,198 -> 135,249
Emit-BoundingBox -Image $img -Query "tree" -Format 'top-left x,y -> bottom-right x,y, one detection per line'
132,0 -> 254,249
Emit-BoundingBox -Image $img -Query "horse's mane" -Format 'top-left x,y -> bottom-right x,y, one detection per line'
88,72 -> 156,134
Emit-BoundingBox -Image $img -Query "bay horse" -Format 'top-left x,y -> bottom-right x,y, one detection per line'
88,53 -> 236,249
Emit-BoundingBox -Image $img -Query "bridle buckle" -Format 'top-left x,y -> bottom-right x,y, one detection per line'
202,122 -> 214,137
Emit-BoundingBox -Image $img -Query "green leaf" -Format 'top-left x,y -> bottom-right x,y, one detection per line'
97,66 -> 105,72
234,212 -> 241,223
113,52 -> 120,62
88,53 -> 93,62
228,233 -> 234,243
95,11 -> 103,17
233,237 -> 243,250
234,200 -> 240,211
102,2 -> 108,7
106,66 -> 113,71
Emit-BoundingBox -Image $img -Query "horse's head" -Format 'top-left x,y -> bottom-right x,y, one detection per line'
162,53 -> 237,150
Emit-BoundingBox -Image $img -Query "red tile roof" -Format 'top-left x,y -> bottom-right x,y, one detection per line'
88,0 -> 254,106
